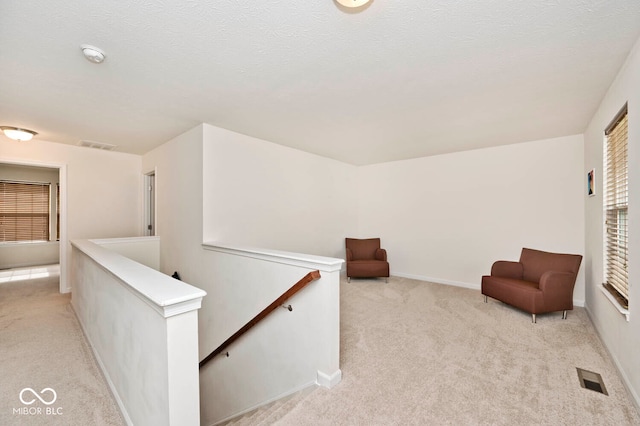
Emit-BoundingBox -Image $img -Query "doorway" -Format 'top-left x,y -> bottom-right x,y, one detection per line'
144,171 -> 155,236
0,161 -> 67,293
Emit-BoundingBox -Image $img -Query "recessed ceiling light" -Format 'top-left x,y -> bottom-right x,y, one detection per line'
81,44 -> 106,64
0,126 -> 38,141
336,0 -> 371,7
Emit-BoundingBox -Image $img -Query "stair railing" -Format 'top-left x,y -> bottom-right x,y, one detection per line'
199,270 -> 321,369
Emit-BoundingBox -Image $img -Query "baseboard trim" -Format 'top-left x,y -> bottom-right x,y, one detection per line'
317,369 -> 342,389
70,300 -> 132,426
392,272 -> 479,290
573,298 -> 585,308
392,272 -> 585,307
584,304 -> 640,415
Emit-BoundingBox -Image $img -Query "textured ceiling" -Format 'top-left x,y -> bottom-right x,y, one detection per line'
1,1 -> 639,165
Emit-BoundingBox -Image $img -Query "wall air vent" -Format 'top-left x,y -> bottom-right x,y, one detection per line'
78,140 -> 117,151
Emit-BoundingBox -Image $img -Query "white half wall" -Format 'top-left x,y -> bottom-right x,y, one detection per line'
71,238 -> 205,426
584,35 -> 640,410
199,242 -> 342,425
0,242 -> 59,270
0,138 -> 142,292
357,135 -> 585,301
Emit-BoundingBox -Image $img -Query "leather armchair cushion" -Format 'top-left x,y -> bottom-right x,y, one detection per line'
481,276 -> 542,313
347,260 -> 390,278
520,248 -> 582,283
347,238 -> 382,260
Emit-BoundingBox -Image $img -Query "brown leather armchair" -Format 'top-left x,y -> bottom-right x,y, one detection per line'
345,238 -> 390,282
481,248 -> 582,323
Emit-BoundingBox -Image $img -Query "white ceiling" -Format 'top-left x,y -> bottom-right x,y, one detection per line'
1,1 -> 639,165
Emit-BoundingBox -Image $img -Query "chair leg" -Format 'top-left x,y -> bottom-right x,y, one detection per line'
347,277 -> 351,283
385,277 -> 388,283
484,295 -> 487,303
532,314 -> 536,323
562,310 -> 567,320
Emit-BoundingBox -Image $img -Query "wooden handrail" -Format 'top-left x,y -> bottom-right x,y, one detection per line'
199,270 -> 321,369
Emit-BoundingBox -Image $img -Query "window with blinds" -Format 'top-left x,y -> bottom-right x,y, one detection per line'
0,181 -> 51,242
604,104 -> 628,309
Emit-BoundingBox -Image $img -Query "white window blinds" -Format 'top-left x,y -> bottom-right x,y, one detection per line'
0,181 -> 51,242
604,105 -> 628,307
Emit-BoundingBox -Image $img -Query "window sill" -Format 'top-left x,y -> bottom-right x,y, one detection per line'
600,285 -> 630,322
0,240 -> 58,247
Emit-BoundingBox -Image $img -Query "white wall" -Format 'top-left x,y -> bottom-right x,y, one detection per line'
357,135 -> 586,299
147,123 -> 586,301
143,123 -> 357,349
142,125 -> 204,280
91,236 -> 161,271
584,36 -> 640,408
143,124 -> 350,423
0,242 -> 59,270
202,124 -> 358,259
0,137 -> 142,291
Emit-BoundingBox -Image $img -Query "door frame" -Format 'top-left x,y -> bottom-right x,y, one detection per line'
143,169 -> 157,237
0,158 -> 68,293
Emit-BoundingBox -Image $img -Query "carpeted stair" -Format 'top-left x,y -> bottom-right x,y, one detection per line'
224,386 -> 316,425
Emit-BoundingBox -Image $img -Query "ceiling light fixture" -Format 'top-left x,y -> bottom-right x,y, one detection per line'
81,44 -> 106,64
0,126 -> 38,141
336,0 -> 371,7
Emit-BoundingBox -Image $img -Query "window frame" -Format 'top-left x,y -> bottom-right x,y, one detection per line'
603,104 -> 629,309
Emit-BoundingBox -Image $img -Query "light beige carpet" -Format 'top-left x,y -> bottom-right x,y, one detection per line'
0,270 -> 124,426
233,276 -> 640,425
6,271 -> 638,425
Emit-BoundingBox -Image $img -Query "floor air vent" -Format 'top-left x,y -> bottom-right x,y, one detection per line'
577,368 -> 608,395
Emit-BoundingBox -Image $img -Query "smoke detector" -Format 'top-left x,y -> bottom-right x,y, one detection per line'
81,44 -> 106,64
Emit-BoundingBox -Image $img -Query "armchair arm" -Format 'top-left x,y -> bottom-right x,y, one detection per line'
490,261 -> 523,279
375,248 -> 387,261
346,248 -> 353,261
539,271 -> 576,309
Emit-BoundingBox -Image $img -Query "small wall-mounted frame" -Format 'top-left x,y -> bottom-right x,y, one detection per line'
587,169 -> 596,197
